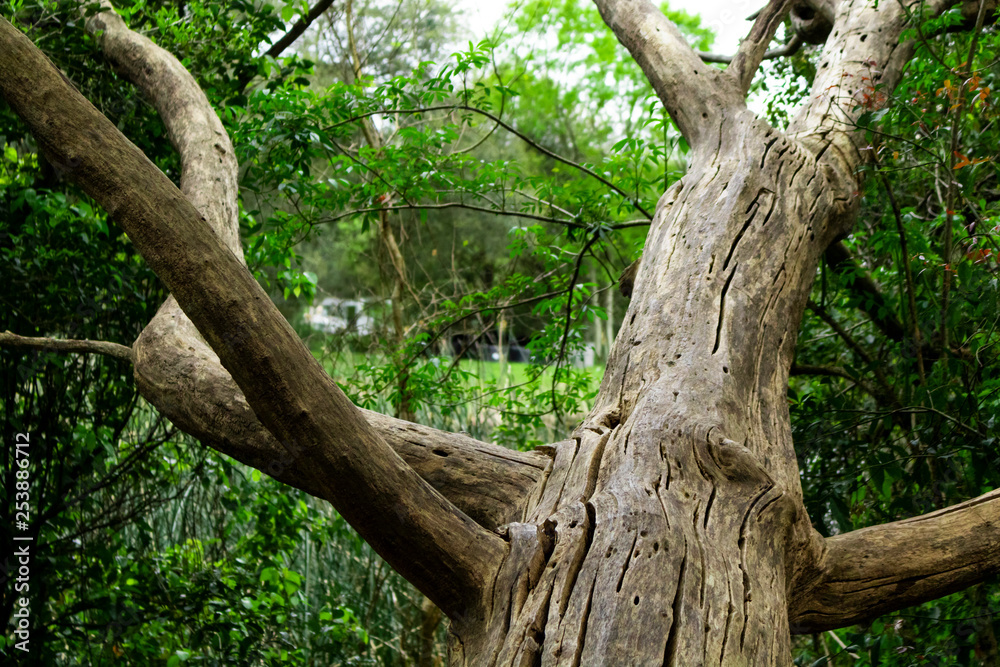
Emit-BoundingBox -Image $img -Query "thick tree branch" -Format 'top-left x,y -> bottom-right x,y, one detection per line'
728,0 -> 793,95
0,16 -> 508,623
77,0 -> 550,536
803,0 -> 838,24
0,331 -> 133,361
83,0 -> 240,253
788,0 -> 955,218
789,0 -> 836,43
591,0 -> 739,148
789,488 -> 1000,633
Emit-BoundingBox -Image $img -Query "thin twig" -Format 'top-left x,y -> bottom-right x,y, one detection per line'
940,0 -> 990,358
0,331 -> 133,361
551,232 -> 602,419
323,105 -> 654,220
806,301 -> 898,405
699,33 -> 803,65
878,169 -> 927,385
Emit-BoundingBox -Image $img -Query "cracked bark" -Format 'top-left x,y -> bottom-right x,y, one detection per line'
4,0 -> 1000,663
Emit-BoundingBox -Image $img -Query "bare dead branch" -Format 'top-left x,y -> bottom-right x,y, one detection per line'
83,0 -> 240,254
803,0 -> 838,24
728,0 -> 793,94
265,0 -> 337,59
788,0 -> 955,197
591,0 -> 739,148
0,331 -> 133,361
698,33 -> 803,65
0,326 -> 546,530
790,488 -> 1000,633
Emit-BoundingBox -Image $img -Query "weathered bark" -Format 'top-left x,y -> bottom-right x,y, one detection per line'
131,302 -> 550,531
477,104 -> 835,665
0,15 -> 508,624
80,0 -> 550,533
790,488 -> 1000,633
461,0 -> 996,663
4,0 -> 1000,663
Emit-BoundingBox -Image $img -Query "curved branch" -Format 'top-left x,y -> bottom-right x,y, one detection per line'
0,15 -> 509,622
790,488 -> 1000,633
787,0 -> 955,210
83,0 -> 240,254
77,0 -> 550,539
728,0 -> 793,94
0,331 -> 133,361
325,103 -> 654,220
265,0 -> 337,59
591,0 -> 739,149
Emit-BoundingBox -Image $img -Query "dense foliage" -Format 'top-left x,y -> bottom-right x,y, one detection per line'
1,0 -> 998,664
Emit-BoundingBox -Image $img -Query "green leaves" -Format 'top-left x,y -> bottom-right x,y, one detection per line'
791,11 -> 1000,663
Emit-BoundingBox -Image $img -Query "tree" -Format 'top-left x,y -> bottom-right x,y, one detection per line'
1,0 -> 998,664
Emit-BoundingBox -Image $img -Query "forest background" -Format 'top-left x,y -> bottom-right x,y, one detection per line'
1,0 -> 998,664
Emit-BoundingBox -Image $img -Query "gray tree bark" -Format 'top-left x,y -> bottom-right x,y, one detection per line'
2,0 -> 1000,664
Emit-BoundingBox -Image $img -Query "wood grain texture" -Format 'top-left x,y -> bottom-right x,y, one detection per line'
790,488 -> 1000,633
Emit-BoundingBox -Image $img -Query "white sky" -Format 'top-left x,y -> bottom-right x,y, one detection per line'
460,0 -> 754,55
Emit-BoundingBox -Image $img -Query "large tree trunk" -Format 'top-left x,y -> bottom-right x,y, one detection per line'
4,0 -> 1000,664
453,108 -> 834,664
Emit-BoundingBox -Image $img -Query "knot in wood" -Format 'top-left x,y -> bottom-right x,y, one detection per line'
706,437 -> 774,485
